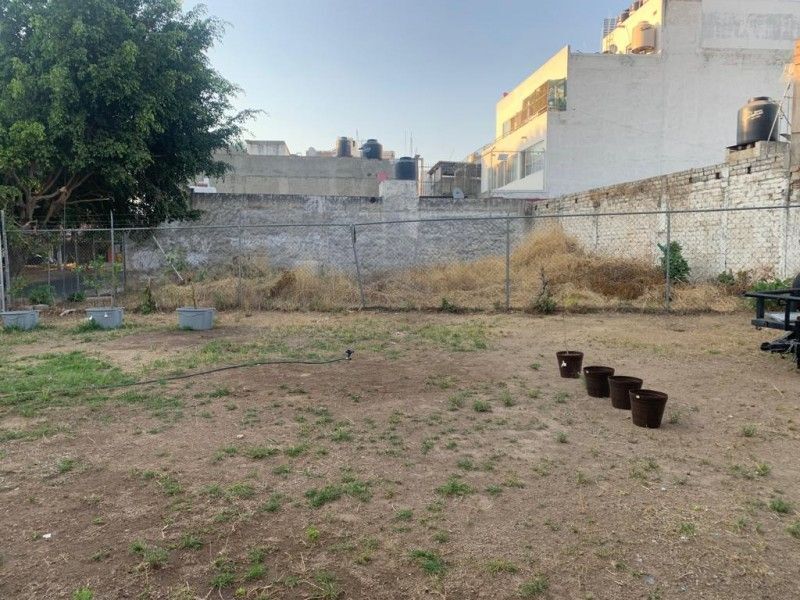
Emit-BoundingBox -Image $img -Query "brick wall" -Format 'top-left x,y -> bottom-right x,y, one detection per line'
129,142 -> 799,282
531,141 -> 798,280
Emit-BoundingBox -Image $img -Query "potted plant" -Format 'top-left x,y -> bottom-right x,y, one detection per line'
176,273 -> 215,331
83,255 -> 123,329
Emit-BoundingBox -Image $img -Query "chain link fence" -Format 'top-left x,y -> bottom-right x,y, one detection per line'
1,205 -> 798,314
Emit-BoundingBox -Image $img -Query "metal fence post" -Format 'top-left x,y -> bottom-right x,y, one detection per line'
505,216 -> 511,311
351,224 -> 366,309
665,209 -> 671,312
237,227 -> 243,308
74,233 -> 81,295
1,210 -> 11,309
0,213 -> 6,312
122,231 -> 128,292
110,211 -> 116,307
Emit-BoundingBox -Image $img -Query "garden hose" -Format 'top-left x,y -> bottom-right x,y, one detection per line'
0,349 -> 354,401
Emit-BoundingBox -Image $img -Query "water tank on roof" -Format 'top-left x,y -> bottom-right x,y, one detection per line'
395,156 -> 417,181
361,139 -> 383,160
737,97 -> 780,146
336,136 -> 352,158
631,21 -> 656,54
618,9 -> 630,24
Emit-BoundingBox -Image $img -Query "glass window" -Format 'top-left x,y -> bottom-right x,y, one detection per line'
522,142 -> 545,178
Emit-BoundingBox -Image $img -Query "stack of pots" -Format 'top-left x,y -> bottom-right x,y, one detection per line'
556,351 -> 669,429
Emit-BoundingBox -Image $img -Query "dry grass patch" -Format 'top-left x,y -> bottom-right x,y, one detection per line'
140,226 -> 742,313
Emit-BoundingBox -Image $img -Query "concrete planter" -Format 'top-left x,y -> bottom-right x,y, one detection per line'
177,307 -> 215,331
1,310 -> 39,331
86,307 -> 124,329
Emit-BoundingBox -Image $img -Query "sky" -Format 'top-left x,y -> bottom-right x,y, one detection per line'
183,0 -> 628,165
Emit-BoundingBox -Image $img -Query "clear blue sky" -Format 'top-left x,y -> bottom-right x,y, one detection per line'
184,0 -> 626,165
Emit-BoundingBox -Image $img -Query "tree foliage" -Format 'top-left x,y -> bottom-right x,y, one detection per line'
0,0 -> 253,227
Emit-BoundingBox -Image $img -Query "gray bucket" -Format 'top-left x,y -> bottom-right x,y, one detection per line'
1,310 -> 39,331
85,307 -> 124,329
176,307 -> 215,331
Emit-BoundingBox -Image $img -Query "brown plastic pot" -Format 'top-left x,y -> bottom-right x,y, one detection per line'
556,351 -> 583,378
630,389 -> 668,428
583,366 -> 615,397
608,376 -> 643,410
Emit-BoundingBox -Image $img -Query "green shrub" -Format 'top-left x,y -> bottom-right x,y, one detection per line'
67,291 -> 86,302
72,588 -> 94,600
439,298 -> 461,314
526,268 -> 556,314
138,282 -> 157,314
658,241 -> 690,283
716,270 -> 736,286
28,284 -> 55,305
750,277 -> 792,295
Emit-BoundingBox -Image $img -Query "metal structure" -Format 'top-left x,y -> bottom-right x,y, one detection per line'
745,285 -> 800,369
0,210 -> 7,312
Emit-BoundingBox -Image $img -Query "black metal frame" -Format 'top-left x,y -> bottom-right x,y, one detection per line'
743,288 -> 800,368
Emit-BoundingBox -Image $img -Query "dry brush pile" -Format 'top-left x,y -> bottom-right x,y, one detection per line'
142,227 -> 742,313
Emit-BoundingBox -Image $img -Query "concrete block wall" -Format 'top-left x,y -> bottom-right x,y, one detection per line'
129,186 -> 528,277
129,141 -> 798,283
210,153 -> 394,197
532,141 -> 798,280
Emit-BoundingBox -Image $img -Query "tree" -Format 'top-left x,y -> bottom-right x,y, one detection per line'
0,0 -> 254,228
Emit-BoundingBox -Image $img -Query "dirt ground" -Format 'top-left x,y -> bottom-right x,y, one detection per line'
1,310 -> 799,600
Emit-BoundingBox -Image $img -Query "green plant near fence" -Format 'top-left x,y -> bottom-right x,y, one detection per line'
658,241 -> 690,283
748,277 -> 793,310
28,284 -> 55,305
76,256 -> 121,296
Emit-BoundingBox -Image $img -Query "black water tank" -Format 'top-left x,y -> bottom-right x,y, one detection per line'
395,156 -> 417,181
737,97 -> 780,146
361,139 -> 383,160
336,137 -> 352,158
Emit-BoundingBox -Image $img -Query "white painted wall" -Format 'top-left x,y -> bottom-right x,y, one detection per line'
485,0 -> 800,199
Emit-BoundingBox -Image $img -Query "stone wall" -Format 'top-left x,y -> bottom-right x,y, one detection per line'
128,181 -> 530,276
129,142 -> 799,282
529,141 -> 799,280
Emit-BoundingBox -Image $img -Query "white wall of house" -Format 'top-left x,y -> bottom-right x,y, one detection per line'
484,0 -> 800,199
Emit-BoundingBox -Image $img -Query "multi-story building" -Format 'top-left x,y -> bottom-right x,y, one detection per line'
481,0 -> 800,198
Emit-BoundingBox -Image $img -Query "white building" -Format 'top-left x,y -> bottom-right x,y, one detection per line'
482,0 -> 800,198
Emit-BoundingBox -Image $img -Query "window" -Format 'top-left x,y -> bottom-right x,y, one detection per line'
508,153 -> 519,184
547,79 -> 567,111
522,142 -> 545,178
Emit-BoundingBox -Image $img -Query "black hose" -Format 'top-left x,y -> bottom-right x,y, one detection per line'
0,349 -> 354,401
